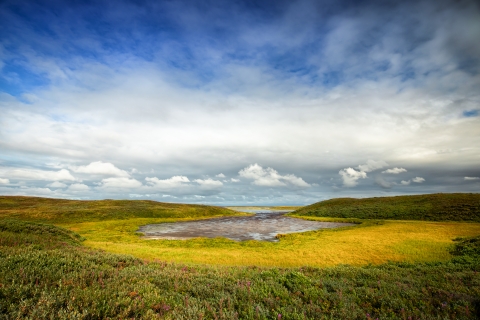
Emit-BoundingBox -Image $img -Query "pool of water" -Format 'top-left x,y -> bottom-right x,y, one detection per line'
138,212 -> 355,242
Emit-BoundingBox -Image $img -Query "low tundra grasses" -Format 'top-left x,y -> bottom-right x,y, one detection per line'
1,195 -> 480,267
291,193 -> 480,221
1,194 -> 480,318
1,219 -> 480,319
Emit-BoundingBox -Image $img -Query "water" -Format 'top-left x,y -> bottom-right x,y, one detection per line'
138,212 -> 355,242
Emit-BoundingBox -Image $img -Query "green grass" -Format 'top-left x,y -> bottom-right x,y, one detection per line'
1,219 -> 480,319
290,193 -> 480,221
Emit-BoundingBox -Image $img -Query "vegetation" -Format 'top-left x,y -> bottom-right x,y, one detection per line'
1,219 -> 480,319
290,193 -> 480,221
0,196 -> 240,223
2,196 -> 480,267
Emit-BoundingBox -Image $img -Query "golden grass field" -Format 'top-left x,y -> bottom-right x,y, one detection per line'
2,196 -> 480,268
60,216 -> 480,267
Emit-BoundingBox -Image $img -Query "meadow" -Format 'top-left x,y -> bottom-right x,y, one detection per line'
1,194 -> 480,318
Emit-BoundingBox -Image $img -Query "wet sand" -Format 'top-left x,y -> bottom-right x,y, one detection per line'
138,212 -> 355,242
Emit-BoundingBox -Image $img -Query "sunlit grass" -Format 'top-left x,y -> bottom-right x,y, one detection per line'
60,217 -> 480,267
3,195 -> 480,268
3,196 -> 480,318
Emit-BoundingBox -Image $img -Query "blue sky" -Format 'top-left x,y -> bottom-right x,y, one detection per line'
0,0 -> 479,205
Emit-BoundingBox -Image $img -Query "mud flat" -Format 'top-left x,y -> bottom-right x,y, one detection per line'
138,211 -> 355,241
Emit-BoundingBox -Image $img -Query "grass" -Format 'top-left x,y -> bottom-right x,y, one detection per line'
2,195 -> 480,267
290,193 -> 480,221
0,196 -> 241,223
64,218 -> 480,267
1,219 -> 480,319
2,195 -> 480,318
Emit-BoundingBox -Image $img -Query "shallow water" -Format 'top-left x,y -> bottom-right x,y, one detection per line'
138,212 -> 355,242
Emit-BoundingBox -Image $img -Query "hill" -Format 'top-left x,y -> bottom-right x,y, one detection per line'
0,196 -> 238,224
290,193 -> 480,221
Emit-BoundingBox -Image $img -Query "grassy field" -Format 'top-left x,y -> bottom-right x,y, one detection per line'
2,194 -> 480,318
291,193 -> 480,221
0,196 -> 240,223
1,219 -> 480,319
1,195 -> 480,267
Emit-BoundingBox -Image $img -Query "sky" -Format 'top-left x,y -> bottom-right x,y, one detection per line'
0,0 -> 479,205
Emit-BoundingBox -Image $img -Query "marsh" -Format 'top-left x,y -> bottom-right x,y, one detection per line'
138,211 -> 355,241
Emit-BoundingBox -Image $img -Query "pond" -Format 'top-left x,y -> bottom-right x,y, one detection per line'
138,211 -> 355,242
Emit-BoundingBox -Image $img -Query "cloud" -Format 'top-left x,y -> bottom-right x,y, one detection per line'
339,160 -> 387,187
0,0 -> 479,203
463,177 -> 480,181
339,168 -> 367,187
382,167 -> 407,174
99,177 -> 142,189
239,164 -> 310,188
400,180 -> 411,185
281,174 -> 311,188
72,161 -> 130,177
412,177 -> 425,183
357,160 -> 389,173
145,176 -> 191,190
0,178 -> 9,184
46,181 -> 67,188
67,183 -> 89,192
194,178 -> 223,190
375,176 -> 392,189
215,173 -> 226,178
2,168 -> 75,181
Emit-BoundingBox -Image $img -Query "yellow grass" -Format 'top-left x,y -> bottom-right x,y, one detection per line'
60,217 -> 480,267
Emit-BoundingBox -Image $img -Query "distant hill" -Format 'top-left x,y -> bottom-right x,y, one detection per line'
291,193 -> 480,221
0,196 -> 238,223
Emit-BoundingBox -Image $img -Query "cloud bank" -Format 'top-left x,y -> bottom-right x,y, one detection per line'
0,0 -> 479,204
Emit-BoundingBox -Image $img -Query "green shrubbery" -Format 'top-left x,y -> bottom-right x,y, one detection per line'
292,193 -> 480,221
1,220 -> 480,319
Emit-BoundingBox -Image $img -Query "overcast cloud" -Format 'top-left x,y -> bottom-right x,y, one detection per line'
0,0 -> 479,205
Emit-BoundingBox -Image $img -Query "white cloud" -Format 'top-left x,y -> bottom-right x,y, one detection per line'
0,1 -> 479,203
239,164 -> 310,188
47,181 -> 67,188
465,177 -> 480,180
357,160 -> 389,173
339,160 -> 389,187
0,178 -> 9,184
145,176 -> 190,190
2,168 -> 76,181
339,168 -> 367,187
215,173 -> 226,178
412,177 -> 425,183
382,167 -> 407,174
194,178 -> 223,190
67,183 -> 90,192
400,180 -> 411,185
281,174 -> 311,188
99,177 -> 142,189
231,178 -> 240,182
72,161 -> 130,177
